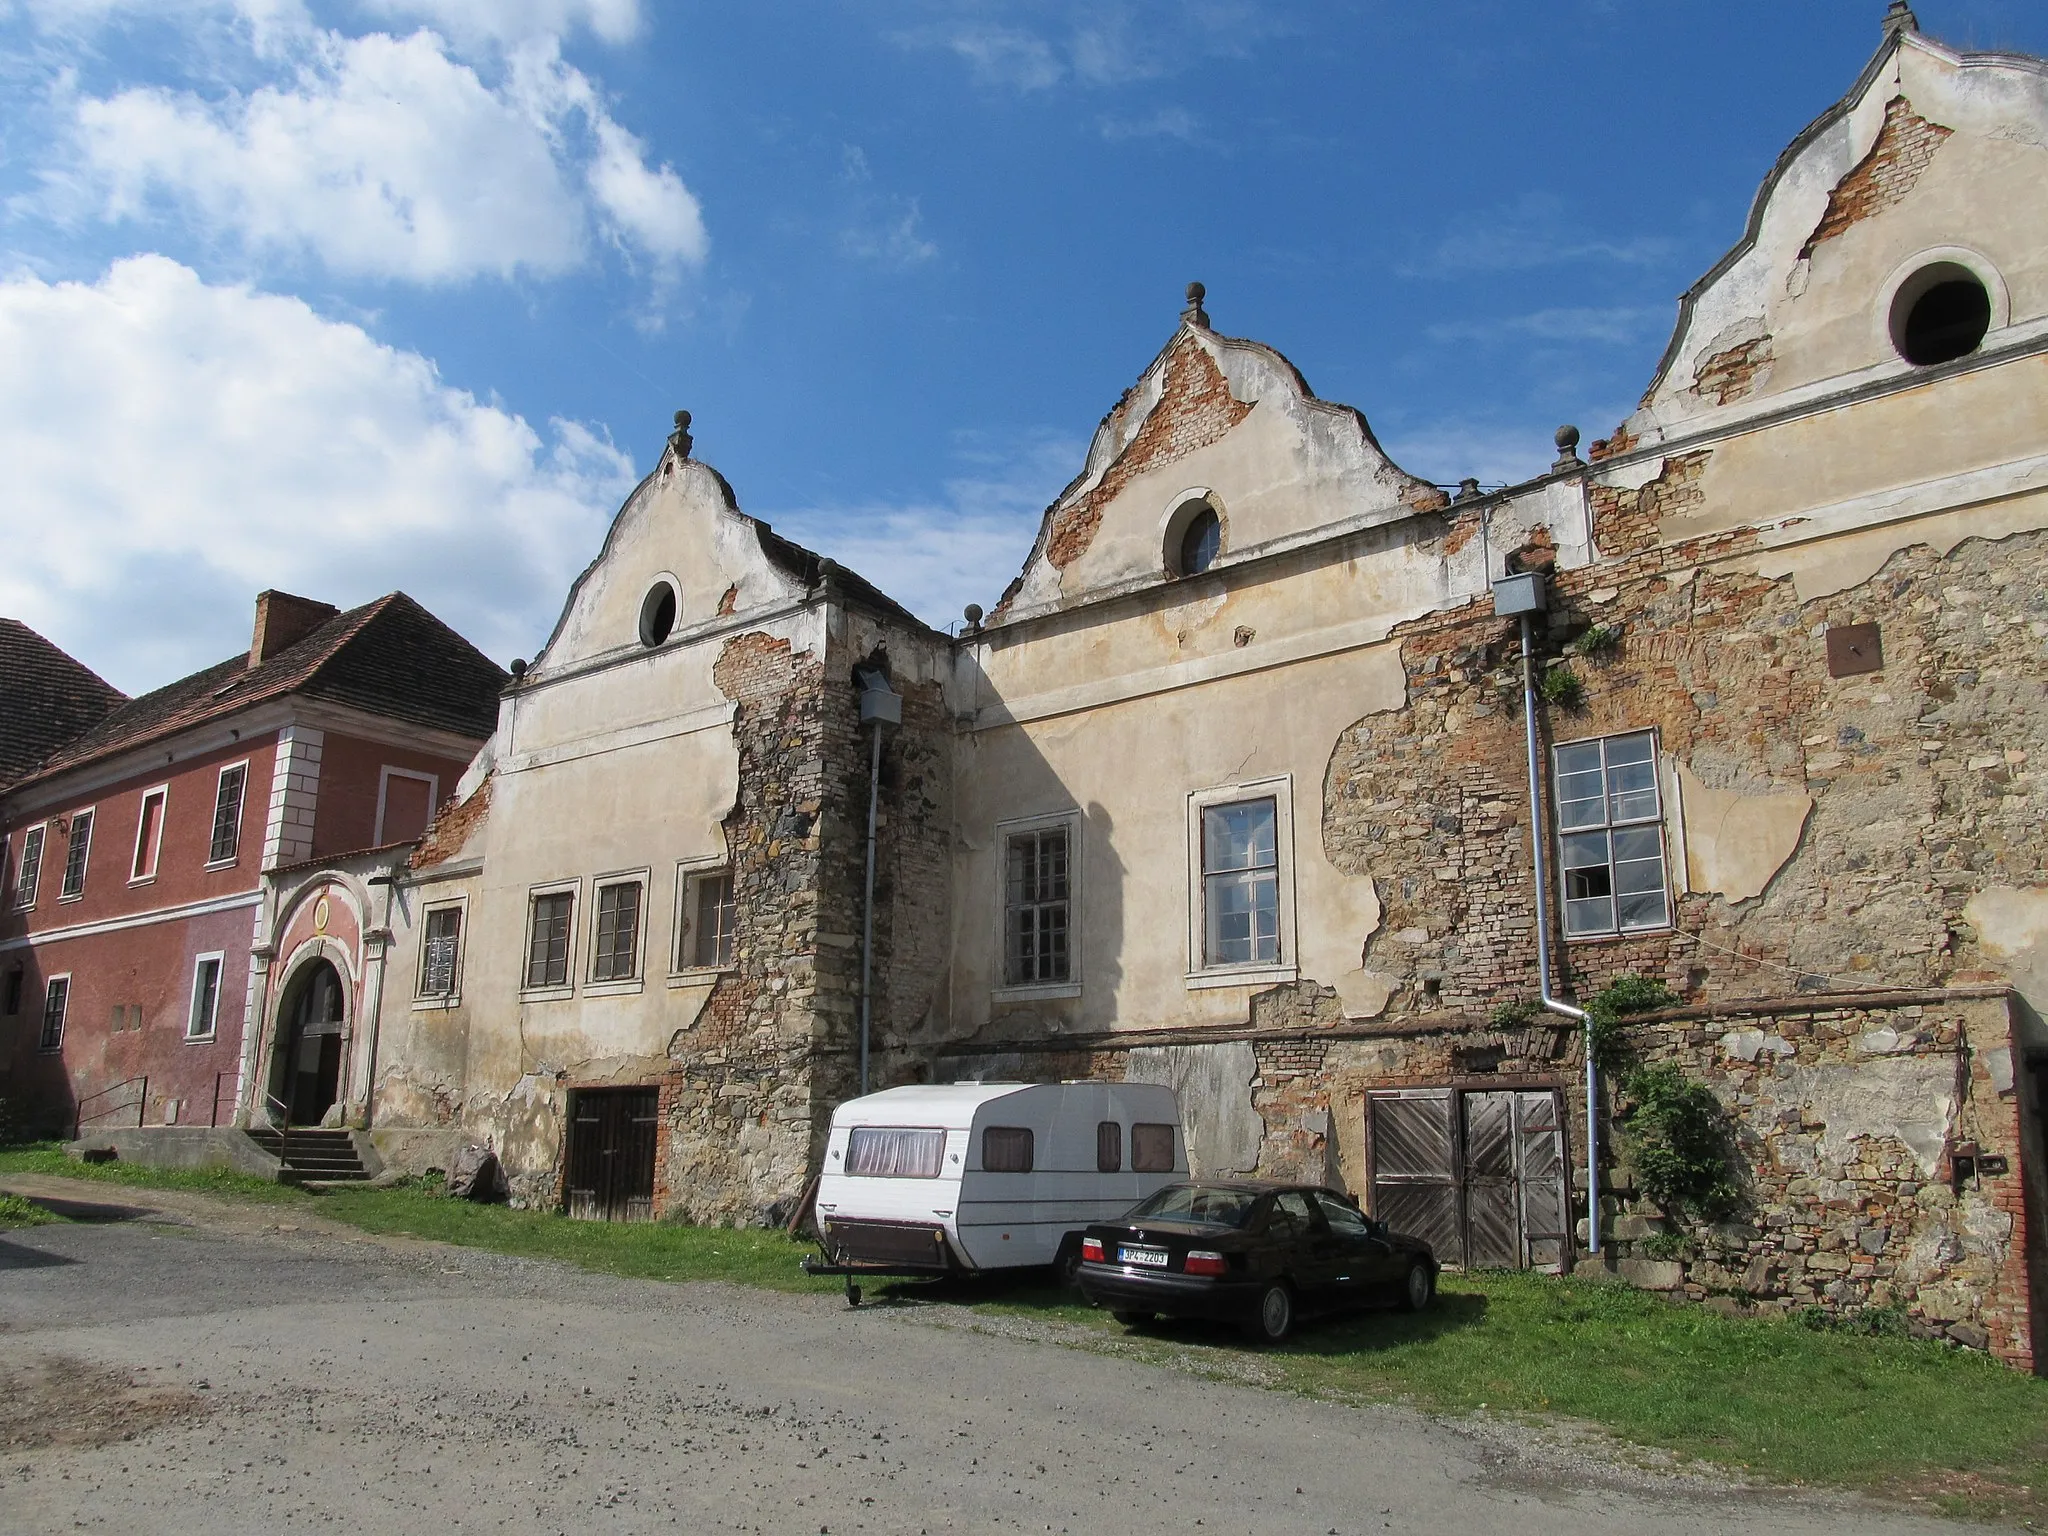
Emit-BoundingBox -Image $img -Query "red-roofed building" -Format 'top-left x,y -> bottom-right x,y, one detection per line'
0,591 -> 504,1139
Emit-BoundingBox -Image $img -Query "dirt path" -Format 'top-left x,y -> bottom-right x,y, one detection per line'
0,1174 -> 1999,1535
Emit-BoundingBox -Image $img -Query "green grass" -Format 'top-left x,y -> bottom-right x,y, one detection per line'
8,1142 -> 2046,1518
0,1191 -> 62,1227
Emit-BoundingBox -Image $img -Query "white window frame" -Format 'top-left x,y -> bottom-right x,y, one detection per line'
130,784 -> 169,884
1185,775 -> 1298,989
993,809 -> 1082,1000
208,759 -> 250,868
186,951 -> 225,1042
413,895 -> 467,1009
14,823 -> 46,911
671,857 -> 737,982
586,868 -> 650,995
374,766 -> 441,846
1553,728 -> 1674,940
39,972 -> 70,1052
520,878 -> 580,1001
59,806 -> 95,902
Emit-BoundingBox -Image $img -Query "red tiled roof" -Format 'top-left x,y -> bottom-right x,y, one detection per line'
10,593 -> 506,793
0,619 -> 127,792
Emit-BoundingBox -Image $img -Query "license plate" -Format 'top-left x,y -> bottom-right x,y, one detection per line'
1118,1245 -> 1169,1268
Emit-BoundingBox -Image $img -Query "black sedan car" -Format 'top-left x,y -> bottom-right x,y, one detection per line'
1074,1181 -> 1437,1343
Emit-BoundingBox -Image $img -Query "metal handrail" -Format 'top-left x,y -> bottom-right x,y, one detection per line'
74,1075 -> 148,1139
264,1092 -> 293,1175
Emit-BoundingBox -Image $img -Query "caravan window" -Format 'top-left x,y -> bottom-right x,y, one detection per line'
846,1127 -> 946,1178
982,1126 -> 1034,1172
1096,1120 -> 1122,1173
1132,1123 -> 1176,1173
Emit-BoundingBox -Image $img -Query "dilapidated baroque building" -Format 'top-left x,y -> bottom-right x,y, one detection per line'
88,12 -> 2048,1366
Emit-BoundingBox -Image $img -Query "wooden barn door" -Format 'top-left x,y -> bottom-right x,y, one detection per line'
1367,1089 -> 1464,1266
564,1088 -> 659,1222
1369,1087 -> 1569,1273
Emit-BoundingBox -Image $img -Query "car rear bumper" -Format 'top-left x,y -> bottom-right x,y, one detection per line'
1076,1262 -> 1263,1321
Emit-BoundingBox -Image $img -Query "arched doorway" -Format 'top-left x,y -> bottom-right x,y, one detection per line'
277,959 -> 346,1125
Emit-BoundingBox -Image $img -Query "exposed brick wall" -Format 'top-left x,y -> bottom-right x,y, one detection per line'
1044,333 -> 1252,569
1691,336 -> 1774,405
411,775 -> 490,870
1801,95 -> 1952,258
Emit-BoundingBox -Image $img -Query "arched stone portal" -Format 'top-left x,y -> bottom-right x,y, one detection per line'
274,958 -> 347,1126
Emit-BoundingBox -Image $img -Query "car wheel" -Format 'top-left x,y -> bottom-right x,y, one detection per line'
1247,1281 -> 1295,1345
1053,1235 -> 1084,1289
1111,1309 -> 1155,1328
1398,1260 -> 1435,1313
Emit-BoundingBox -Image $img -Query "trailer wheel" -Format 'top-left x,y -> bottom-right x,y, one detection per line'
845,1282 -> 862,1308
1053,1234 -> 1084,1289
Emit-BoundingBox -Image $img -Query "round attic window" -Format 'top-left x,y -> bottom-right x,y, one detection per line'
1171,501 -> 1222,577
638,581 -> 678,648
1891,263 -> 1991,367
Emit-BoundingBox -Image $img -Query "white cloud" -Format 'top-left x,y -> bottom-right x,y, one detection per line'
361,0 -> 642,47
28,8 -> 704,290
1099,105 -> 1200,142
892,1 -> 1293,93
1411,192 -> 1673,276
767,431 -> 1082,630
0,255 -> 637,691
1427,306 -> 1667,346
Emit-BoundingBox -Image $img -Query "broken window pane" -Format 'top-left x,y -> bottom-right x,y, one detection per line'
1553,733 -> 1668,938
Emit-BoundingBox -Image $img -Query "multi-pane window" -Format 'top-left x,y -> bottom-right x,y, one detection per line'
525,891 -> 574,989
592,880 -> 643,982
40,976 -> 69,1051
1555,731 -> 1670,937
210,764 -> 247,864
60,810 -> 93,899
1201,798 -> 1280,966
1004,827 -> 1071,986
132,788 -> 166,880
682,870 -> 736,970
188,955 -> 222,1040
420,907 -> 462,997
15,825 -> 45,909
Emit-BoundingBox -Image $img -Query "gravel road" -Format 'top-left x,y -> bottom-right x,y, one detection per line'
0,1175 -> 1998,1535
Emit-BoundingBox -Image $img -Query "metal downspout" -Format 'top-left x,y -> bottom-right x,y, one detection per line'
858,721 -> 882,1098
1519,614 -> 1599,1257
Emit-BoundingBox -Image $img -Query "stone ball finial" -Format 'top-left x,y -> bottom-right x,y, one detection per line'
1182,281 -> 1210,328
509,657 -> 528,678
1553,424 -> 1583,472
668,408 -> 694,461
963,603 -> 984,629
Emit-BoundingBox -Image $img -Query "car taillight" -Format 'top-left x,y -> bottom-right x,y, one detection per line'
1184,1250 -> 1228,1276
1080,1237 -> 1105,1263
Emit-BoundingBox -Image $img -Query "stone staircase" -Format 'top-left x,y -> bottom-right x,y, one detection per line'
245,1127 -> 370,1187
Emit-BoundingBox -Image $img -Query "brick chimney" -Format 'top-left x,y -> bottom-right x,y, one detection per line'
249,590 -> 339,668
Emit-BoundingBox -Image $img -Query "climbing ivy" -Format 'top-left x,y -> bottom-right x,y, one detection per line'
1583,974 -> 1678,1073
1620,1063 -> 1740,1220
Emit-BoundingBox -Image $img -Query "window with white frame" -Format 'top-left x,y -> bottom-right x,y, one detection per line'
525,887 -> 575,990
591,878 -> 644,983
40,974 -> 69,1051
60,809 -> 94,899
1001,816 -> 1076,989
1200,796 -> 1281,967
131,786 -> 167,882
676,866 -> 736,971
209,762 -> 248,864
375,767 -> 439,846
419,905 -> 463,999
15,824 -> 45,910
187,953 -> 224,1040
1554,731 -> 1671,937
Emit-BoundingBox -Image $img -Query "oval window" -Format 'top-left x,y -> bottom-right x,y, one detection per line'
1177,506 -> 1222,577
639,582 -> 678,648
1891,264 -> 1991,367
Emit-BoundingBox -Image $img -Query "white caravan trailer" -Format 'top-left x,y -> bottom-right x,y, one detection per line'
806,1082 -> 1186,1301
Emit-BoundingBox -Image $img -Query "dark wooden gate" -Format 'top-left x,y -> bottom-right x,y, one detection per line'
564,1087 -> 659,1222
1368,1087 -> 1569,1272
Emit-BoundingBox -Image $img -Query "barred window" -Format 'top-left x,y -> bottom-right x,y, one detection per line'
1555,731 -> 1670,937
592,881 -> 642,982
525,891 -> 574,989
1201,798 -> 1279,966
981,1125 -> 1034,1172
1003,827 -> 1070,986
420,907 -> 462,997
15,825 -> 45,909
40,976 -> 68,1051
60,810 -> 93,899
210,764 -> 247,864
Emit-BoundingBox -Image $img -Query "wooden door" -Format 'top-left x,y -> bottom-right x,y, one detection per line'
564,1088 -> 659,1222
1367,1089 -> 1463,1266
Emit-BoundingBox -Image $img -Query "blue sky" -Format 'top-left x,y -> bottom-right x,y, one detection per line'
4,0 -> 2046,693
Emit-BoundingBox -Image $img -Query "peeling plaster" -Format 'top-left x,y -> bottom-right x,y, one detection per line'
1778,1056 -> 1959,1178
1125,1042 -> 1263,1176
1676,763 -> 1813,903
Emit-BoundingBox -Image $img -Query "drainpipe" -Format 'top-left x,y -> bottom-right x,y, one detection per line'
1495,572 -> 1599,1257
854,666 -> 902,1098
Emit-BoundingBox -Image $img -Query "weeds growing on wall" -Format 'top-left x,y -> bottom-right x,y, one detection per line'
1621,1062 -> 1741,1221
1570,623 -> 1623,658
1489,997 -> 1540,1028
1539,662 -> 1586,708
1582,974 -> 1678,1072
